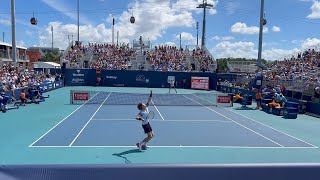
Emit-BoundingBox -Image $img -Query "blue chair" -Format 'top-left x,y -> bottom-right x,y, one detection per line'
284,101 -> 299,109
261,99 -> 272,113
283,107 -> 298,119
272,107 -> 284,116
261,103 -> 269,112
240,95 -> 253,107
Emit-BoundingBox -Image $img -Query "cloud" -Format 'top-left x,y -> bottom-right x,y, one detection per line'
307,1 -> 320,19
17,41 -> 26,47
176,32 -> 198,46
230,22 -> 268,35
212,36 -> 234,41
38,0 -> 220,50
163,42 -> 176,46
208,9 -> 217,15
301,38 -> 320,49
272,26 -> 281,32
41,0 -> 92,25
177,32 -> 194,41
291,40 -> 299,44
173,0 -> 218,14
211,41 -> 300,60
0,18 -> 11,26
225,2 -> 240,15
263,48 -> 300,60
213,41 -> 256,59
25,30 -> 33,37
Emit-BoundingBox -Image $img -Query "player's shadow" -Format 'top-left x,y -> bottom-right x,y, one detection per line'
112,149 -> 143,164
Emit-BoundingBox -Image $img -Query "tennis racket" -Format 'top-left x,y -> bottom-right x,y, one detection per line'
146,111 -> 155,120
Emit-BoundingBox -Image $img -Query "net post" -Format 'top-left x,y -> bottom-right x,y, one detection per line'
70,90 -> 73,104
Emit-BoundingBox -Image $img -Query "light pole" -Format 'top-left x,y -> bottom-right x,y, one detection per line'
51,25 -> 54,50
77,0 -> 80,43
180,34 -> 182,50
197,0 -> 213,49
257,0 -> 265,68
11,0 -> 16,65
196,22 -> 199,48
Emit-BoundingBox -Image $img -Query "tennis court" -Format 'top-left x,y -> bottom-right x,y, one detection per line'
1,86 -> 320,165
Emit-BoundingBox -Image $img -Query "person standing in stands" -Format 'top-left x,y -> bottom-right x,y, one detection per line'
255,90 -> 262,109
96,76 -> 101,86
20,89 -> 27,106
182,78 -> 186,89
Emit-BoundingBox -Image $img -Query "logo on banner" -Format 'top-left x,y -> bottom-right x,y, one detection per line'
113,84 -> 125,87
106,76 -> 117,79
136,75 -> 146,82
72,78 -> 85,83
73,70 -> 85,77
74,92 -> 89,100
217,96 -> 231,103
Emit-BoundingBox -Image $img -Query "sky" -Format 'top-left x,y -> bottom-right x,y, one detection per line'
1,0 -> 320,60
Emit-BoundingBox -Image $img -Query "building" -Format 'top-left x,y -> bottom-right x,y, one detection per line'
0,42 -> 29,68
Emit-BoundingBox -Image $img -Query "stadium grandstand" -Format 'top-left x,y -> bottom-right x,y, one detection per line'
61,38 -> 217,72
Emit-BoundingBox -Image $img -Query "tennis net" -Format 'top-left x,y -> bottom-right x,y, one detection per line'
70,90 -> 230,106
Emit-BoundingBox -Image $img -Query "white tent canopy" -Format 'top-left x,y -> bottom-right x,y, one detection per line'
32,62 -> 61,69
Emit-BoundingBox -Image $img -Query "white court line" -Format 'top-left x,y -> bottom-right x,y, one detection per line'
68,92 -> 112,147
224,106 -> 319,148
28,92 -> 100,147
193,94 -> 319,148
91,119 -> 232,123
151,99 -> 165,120
183,95 -> 284,147
29,145 -> 318,149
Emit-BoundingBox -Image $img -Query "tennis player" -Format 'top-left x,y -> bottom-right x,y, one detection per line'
136,90 -> 154,151
169,80 -> 177,93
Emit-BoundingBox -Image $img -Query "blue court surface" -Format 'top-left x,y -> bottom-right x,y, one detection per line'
1,86 -> 320,165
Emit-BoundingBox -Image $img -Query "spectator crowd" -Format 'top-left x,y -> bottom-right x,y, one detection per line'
61,41 -> 216,72
0,63 -> 62,94
89,43 -> 135,70
146,45 -> 190,72
219,48 -> 320,102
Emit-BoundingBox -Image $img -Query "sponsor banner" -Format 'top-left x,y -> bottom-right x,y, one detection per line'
191,77 -> 209,90
71,69 -> 87,84
217,95 -> 231,107
73,92 -> 89,101
217,96 -> 231,103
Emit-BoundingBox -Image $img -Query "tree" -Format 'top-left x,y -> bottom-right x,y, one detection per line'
216,58 -> 267,72
41,51 -> 61,63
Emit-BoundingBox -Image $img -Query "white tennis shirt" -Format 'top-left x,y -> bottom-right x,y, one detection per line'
139,107 -> 150,125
